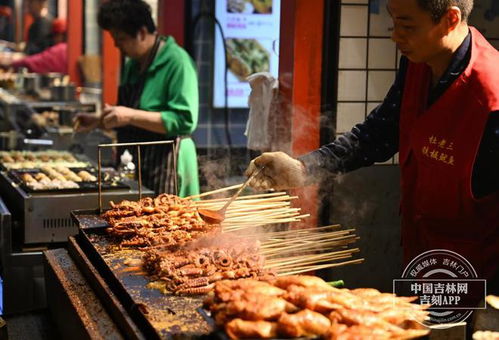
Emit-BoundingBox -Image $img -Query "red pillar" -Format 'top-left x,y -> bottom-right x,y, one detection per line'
157,0 -> 185,46
101,30 -> 120,105
278,0 -> 325,229
67,0 -> 83,85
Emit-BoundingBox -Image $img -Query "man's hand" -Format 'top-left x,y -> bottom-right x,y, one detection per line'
101,104 -> 134,129
244,151 -> 307,190
73,113 -> 100,132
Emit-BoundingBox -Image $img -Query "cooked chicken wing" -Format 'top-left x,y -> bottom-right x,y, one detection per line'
225,319 -> 278,339
285,286 -> 343,313
271,275 -> 333,290
226,293 -> 298,320
277,309 -> 331,337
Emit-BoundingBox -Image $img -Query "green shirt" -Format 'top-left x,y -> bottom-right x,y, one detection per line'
121,36 -> 200,197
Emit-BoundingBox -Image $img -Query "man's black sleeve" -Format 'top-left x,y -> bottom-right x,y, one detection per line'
472,111 -> 499,198
299,58 -> 408,176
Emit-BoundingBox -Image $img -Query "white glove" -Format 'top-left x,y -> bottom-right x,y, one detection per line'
244,152 -> 307,190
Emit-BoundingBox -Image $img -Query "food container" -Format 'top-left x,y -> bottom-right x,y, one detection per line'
22,73 -> 41,94
50,85 -> 77,102
56,108 -> 77,126
40,73 -> 65,89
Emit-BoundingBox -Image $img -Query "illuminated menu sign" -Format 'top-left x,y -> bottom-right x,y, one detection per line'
213,0 -> 281,108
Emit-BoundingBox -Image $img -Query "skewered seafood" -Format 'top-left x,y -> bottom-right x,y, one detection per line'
205,275 -> 430,340
103,194 -> 220,249
141,241 -> 274,295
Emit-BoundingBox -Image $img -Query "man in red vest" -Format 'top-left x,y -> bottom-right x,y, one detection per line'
245,0 -> 499,292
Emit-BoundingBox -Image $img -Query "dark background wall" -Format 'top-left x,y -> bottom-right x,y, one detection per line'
321,165 -> 403,292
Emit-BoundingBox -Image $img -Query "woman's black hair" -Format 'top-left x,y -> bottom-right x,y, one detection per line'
98,0 -> 156,37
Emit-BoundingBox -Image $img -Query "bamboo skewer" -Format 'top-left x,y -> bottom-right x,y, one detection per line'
224,206 -> 298,217
259,229 -> 356,246
224,210 -> 300,220
268,255 -> 354,270
186,184 -> 243,199
266,255 -> 350,268
223,220 -> 307,231
224,211 -> 301,222
277,259 -> 365,276
234,224 -> 343,238
193,192 -> 293,204
265,250 -> 359,268
268,235 -> 358,246
260,235 -> 358,253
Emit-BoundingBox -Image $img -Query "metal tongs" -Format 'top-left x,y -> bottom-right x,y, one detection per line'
198,166 -> 264,224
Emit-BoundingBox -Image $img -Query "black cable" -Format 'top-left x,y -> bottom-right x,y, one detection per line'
190,6 -> 233,153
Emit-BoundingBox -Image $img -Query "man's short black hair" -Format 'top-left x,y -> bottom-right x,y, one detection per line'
416,0 -> 473,23
98,0 -> 156,37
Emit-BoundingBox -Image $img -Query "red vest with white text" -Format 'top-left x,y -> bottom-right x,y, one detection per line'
399,27 -> 499,279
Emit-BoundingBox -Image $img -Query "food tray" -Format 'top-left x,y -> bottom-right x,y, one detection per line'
8,167 -> 130,193
0,150 -> 90,170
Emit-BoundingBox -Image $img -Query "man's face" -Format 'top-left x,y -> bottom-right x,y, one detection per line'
388,0 -> 448,63
110,29 -> 143,59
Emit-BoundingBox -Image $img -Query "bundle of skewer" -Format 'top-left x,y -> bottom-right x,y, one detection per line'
231,224 -> 363,276
117,185 -> 364,294
188,185 -> 363,276
189,185 -> 310,230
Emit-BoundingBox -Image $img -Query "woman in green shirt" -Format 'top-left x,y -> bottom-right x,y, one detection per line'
75,0 -> 199,197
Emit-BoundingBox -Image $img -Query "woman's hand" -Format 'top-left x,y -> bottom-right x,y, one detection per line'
73,113 -> 101,132
101,104 -> 135,129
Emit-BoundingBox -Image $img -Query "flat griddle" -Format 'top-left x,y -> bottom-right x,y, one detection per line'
70,209 -> 213,339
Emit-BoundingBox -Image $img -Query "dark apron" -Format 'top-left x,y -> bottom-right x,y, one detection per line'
115,36 -> 182,195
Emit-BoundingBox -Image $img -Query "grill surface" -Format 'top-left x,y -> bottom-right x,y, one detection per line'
71,210 -> 213,339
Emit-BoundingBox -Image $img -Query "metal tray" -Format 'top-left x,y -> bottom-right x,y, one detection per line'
8,167 -> 130,193
70,210 -> 213,339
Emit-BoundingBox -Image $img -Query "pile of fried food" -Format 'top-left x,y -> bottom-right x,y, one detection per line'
20,165 -> 97,190
204,275 -> 430,340
103,194 -> 220,249
0,150 -> 89,169
141,241 -> 274,295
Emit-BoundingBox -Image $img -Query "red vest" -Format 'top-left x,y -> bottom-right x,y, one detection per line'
399,27 -> 499,279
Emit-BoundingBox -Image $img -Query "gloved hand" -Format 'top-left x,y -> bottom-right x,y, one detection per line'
244,151 -> 307,190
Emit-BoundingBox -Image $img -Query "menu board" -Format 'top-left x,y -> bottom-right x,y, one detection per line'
213,0 -> 281,108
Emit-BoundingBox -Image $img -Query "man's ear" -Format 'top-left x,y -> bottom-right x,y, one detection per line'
444,6 -> 462,33
138,26 -> 148,41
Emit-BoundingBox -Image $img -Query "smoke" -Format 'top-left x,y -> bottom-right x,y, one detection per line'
197,153 -> 234,197
186,231 -> 260,250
